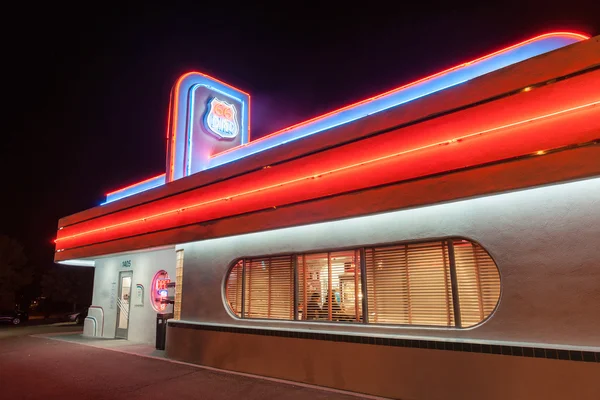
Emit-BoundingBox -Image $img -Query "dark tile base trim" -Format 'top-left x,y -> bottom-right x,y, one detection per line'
168,321 -> 599,363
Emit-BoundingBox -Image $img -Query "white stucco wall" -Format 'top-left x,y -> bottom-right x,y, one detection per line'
178,176 -> 600,349
90,247 -> 176,344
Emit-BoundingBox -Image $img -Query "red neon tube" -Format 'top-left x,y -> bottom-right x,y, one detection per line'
56,99 -> 600,246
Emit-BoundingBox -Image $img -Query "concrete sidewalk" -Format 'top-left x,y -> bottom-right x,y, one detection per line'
33,332 -> 167,358
16,331 -> 384,399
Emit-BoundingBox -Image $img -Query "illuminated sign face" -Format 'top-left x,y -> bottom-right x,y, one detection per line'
205,98 -> 239,139
151,270 -> 170,311
157,278 -> 171,290
164,74 -> 250,181
186,85 -> 248,174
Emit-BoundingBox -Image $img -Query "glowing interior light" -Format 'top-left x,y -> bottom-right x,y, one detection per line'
53,99 -> 599,246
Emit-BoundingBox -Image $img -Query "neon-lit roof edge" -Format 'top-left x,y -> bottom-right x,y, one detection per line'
103,31 -> 589,205
106,173 -> 166,197
208,31 -> 588,163
104,173 -> 166,204
58,99 -> 600,244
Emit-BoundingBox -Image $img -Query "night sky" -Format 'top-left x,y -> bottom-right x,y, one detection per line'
3,3 -> 600,276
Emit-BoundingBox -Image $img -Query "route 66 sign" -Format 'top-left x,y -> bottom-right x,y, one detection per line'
204,97 -> 239,139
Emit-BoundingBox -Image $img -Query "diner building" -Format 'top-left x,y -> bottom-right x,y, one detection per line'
55,32 -> 600,399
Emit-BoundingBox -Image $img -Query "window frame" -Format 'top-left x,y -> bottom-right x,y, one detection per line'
222,236 -> 501,329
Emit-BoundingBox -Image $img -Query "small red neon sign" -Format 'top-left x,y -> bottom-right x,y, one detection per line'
156,279 -> 171,290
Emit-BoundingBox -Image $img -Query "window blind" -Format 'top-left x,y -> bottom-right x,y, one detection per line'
244,255 -> 294,320
297,250 -> 362,322
224,238 -> 500,328
453,240 -> 501,327
365,241 -> 455,327
225,260 -> 243,317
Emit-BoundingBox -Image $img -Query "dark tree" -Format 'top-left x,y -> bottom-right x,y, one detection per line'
0,235 -> 33,309
41,265 -> 94,313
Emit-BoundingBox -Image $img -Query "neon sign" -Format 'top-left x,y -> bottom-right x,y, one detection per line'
157,279 -> 171,290
205,98 -> 239,139
151,270 -> 170,311
93,32 -> 587,202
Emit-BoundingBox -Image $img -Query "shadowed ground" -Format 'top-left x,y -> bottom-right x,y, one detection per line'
0,324 -> 375,400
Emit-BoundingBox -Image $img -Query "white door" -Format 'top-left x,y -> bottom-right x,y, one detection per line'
115,272 -> 132,339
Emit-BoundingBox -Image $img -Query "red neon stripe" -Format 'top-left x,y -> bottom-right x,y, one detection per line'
56,100 -> 599,245
209,31 -> 589,159
105,173 -> 166,196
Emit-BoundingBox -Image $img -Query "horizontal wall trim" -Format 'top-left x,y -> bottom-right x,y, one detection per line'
55,137 -> 598,249
57,90 -> 600,246
62,65 -> 598,229
168,321 -> 600,363
55,144 -> 600,261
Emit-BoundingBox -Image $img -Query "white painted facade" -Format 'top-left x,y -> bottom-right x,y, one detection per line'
177,177 -> 600,350
82,177 -> 600,349
85,247 -> 176,344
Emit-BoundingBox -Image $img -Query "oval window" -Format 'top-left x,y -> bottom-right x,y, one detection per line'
225,260 -> 243,317
452,239 -> 501,327
222,238 -> 501,328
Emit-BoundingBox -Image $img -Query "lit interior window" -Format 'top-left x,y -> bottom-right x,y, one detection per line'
224,238 -> 500,328
297,250 -> 362,322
